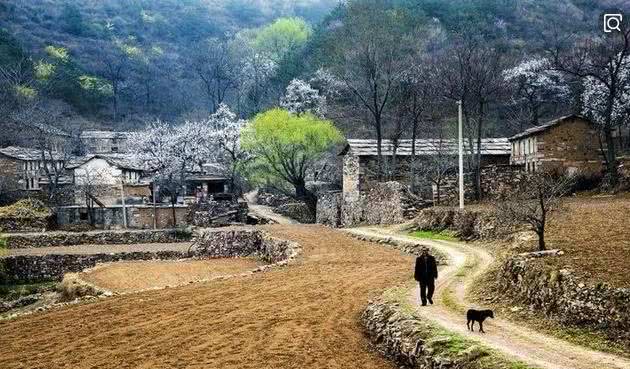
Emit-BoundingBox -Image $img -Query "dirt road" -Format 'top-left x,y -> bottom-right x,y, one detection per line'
0,225 -> 412,369
348,227 -> 630,369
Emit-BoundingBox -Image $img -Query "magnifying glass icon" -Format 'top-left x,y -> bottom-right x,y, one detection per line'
604,14 -> 623,33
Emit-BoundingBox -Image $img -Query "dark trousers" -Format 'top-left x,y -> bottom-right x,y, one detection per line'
419,280 -> 435,305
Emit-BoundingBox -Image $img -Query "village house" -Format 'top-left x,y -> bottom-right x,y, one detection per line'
509,115 -> 602,175
339,138 -> 511,198
68,154 -> 150,206
0,146 -> 69,192
80,130 -> 131,154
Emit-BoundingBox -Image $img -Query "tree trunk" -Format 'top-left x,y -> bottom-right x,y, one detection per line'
375,117 -> 383,180
410,118 -> 418,193
537,228 -> 546,251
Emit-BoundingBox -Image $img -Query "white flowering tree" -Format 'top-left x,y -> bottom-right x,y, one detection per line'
280,79 -> 326,117
552,28 -> 630,186
581,54 -> 630,150
503,57 -> 569,127
207,104 -> 250,194
130,119 -> 216,224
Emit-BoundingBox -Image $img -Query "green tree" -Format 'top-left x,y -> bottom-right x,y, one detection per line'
241,108 -> 343,213
252,17 -> 311,62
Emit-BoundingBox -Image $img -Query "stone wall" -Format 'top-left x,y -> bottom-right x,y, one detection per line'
56,205 -> 189,230
1,250 -> 186,283
317,182 -> 426,228
190,227 -> 301,265
276,202 -> 315,223
410,207 -> 509,241
498,254 -> 630,341
362,290 -> 516,369
1,228 -> 302,283
4,229 -> 189,249
435,165 -> 526,206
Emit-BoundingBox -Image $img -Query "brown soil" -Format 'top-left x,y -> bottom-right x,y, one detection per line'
80,258 -> 264,293
542,196 -> 630,288
0,225 -> 412,369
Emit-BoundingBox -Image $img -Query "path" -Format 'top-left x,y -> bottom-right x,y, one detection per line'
244,190 -> 298,224
346,227 -> 630,369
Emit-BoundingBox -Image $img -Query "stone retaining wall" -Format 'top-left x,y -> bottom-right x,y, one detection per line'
2,251 -> 186,283
1,228 -> 301,283
498,254 -> 630,341
317,182 -> 426,228
191,228 -> 301,266
4,229 -> 190,249
411,207 -> 509,241
362,290 -> 513,369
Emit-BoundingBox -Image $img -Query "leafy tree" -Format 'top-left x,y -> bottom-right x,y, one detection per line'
241,108 -> 343,213
252,17 -> 312,62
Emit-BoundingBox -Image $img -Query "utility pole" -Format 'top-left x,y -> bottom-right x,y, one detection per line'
457,100 -> 464,210
120,179 -> 128,229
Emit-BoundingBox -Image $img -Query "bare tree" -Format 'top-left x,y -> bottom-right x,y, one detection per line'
189,38 -> 236,113
495,172 -> 574,251
10,102 -> 74,205
334,0 -> 410,179
550,27 -> 630,187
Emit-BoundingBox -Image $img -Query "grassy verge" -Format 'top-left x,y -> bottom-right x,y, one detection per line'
409,230 -> 458,241
0,281 -> 57,301
381,286 -> 538,369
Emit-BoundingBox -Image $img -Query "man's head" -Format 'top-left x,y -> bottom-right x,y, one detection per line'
421,246 -> 430,256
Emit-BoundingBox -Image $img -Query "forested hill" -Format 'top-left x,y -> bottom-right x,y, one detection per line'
0,0 -> 338,129
1,0 -> 629,135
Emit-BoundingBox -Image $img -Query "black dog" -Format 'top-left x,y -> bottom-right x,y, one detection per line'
466,309 -> 494,333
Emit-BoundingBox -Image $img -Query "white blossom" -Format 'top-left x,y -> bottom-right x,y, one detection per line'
503,57 -> 569,104
581,54 -> 630,128
280,78 -> 326,117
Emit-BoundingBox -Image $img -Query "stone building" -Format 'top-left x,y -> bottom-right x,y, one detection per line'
339,138 -> 511,198
68,154 -> 150,206
0,146 -> 69,191
509,115 -> 602,175
80,131 -> 131,154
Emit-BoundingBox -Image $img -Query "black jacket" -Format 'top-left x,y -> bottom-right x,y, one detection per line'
414,255 -> 438,282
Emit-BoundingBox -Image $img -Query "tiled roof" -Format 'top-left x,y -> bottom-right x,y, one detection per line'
509,114 -> 589,141
68,154 -> 147,171
340,138 -> 511,156
0,146 -> 63,161
80,131 -> 131,139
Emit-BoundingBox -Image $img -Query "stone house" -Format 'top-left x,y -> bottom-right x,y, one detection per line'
80,131 -> 131,154
339,138 -> 511,198
68,154 -> 150,206
0,146 -> 69,192
509,115 -> 602,175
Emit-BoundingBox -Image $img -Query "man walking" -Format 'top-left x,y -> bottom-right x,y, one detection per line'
414,246 -> 438,306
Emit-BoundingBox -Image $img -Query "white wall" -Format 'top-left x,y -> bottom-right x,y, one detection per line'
74,158 -> 122,186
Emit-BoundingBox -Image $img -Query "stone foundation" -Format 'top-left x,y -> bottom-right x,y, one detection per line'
4,229 -> 190,249
498,254 -> 630,341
